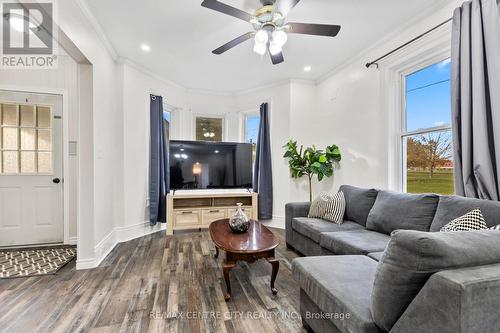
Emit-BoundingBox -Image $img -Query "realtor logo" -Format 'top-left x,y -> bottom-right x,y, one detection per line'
1,0 -> 58,69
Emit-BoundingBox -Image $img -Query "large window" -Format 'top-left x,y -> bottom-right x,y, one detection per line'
245,114 -> 260,162
402,59 -> 454,195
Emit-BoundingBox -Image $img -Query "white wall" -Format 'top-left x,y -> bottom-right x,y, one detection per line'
312,0 -> 463,196
121,61 -> 187,235
314,65 -> 386,192
57,0 -> 123,267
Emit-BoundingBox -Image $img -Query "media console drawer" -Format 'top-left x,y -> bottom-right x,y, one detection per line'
202,209 -> 226,224
174,210 -> 201,226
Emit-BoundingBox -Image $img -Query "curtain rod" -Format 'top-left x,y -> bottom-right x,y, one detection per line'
365,17 -> 453,68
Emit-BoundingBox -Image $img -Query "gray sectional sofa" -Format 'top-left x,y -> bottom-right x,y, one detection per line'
286,185 -> 500,333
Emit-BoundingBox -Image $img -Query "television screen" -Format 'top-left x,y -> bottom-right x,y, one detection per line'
169,140 -> 253,190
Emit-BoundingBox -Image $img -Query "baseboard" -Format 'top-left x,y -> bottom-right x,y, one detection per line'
67,237 -> 78,245
260,215 -> 285,229
115,221 -> 165,243
76,222 -> 166,270
76,257 -> 96,270
91,229 -> 117,268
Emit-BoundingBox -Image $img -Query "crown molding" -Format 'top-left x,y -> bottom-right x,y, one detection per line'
315,0 -> 459,84
75,0 -> 119,60
118,56 -> 302,97
289,78 -> 316,86
185,88 -> 234,98
232,79 -> 292,96
117,57 -> 187,92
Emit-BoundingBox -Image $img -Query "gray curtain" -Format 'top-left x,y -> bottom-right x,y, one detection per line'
451,0 -> 500,200
253,103 -> 273,219
149,95 -> 169,225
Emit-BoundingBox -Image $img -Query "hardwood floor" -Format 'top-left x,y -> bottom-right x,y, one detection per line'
0,228 -> 306,333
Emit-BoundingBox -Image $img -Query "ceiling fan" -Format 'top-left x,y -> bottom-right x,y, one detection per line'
201,0 -> 341,65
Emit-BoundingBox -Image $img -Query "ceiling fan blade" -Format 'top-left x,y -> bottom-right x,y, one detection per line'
275,0 -> 301,17
201,0 -> 254,22
287,22 -> 341,37
270,51 -> 284,65
212,32 -> 255,55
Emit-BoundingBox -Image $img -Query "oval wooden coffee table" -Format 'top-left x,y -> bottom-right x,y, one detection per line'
209,219 -> 280,301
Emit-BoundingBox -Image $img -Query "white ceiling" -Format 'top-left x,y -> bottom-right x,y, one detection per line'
84,0 -> 449,93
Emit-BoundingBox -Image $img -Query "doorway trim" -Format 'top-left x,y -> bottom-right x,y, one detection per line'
0,85 -> 72,245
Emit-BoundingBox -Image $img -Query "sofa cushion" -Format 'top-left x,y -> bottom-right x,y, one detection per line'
292,217 -> 364,243
430,195 -> 500,231
339,185 -> 379,227
367,252 -> 384,262
293,256 -> 382,333
371,230 -> 500,332
320,230 -> 390,255
366,191 -> 439,234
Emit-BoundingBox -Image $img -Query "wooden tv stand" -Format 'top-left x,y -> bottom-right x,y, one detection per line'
166,190 -> 258,235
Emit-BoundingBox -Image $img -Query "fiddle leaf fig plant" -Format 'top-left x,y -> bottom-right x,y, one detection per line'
283,139 -> 341,202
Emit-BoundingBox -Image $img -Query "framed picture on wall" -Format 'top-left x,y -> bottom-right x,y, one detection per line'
195,116 -> 224,141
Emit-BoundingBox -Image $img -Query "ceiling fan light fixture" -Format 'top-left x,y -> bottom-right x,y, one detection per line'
269,42 -> 282,56
272,30 -> 288,47
254,29 -> 269,45
201,0 -> 342,65
253,42 -> 267,55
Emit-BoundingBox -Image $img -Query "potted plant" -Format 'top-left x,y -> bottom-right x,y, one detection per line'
283,139 -> 341,202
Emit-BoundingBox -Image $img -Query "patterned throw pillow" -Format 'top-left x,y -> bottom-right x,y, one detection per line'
440,208 -> 488,232
323,191 -> 346,224
308,193 -> 331,218
490,224 -> 500,230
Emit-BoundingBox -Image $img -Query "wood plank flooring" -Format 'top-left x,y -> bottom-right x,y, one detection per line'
0,228 -> 306,333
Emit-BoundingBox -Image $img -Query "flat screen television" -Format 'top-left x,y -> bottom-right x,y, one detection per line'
169,140 -> 253,190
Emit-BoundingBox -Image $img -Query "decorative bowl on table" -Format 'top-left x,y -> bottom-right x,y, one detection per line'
229,203 -> 250,233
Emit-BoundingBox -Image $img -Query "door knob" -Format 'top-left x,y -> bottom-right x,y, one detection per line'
52,178 -> 61,184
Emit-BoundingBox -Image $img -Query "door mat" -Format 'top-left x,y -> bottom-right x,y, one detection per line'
0,246 -> 76,278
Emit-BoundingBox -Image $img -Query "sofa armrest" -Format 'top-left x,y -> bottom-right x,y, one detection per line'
390,263 -> 500,333
285,202 -> 310,245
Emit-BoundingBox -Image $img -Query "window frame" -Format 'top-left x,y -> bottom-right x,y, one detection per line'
399,57 -> 453,193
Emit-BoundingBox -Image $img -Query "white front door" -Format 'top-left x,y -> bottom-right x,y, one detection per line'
0,91 -> 63,247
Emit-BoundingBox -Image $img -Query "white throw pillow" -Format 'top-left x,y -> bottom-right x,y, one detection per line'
440,208 -> 488,232
323,191 -> 346,224
308,193 -> 331,218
